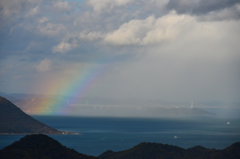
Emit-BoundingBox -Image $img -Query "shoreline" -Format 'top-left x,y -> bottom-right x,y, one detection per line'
0,131 -> 81,135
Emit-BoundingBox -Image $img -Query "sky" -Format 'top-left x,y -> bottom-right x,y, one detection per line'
0,0 -> 240,103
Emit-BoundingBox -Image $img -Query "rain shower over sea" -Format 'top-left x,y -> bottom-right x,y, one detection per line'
1,116 -> 240,157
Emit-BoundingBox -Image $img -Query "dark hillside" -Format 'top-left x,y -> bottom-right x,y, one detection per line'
0,96 -> 65,134
0,134 -> 98,159
99,142 -> 186,159
209,142 -> 240,159
99,142 -> 240,159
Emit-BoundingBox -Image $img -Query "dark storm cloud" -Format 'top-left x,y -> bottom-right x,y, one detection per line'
167,0 -> 240,15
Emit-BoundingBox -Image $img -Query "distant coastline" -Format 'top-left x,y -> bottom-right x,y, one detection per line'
0,131 -> 81,135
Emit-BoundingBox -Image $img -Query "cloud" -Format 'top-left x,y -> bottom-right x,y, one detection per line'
104,11 -> 194,46
25,5 -> 40,17
166,0 -> 240,16
100,54 -> 240,102
53,1 -> 73,13
35,59 -> 52,72
91,17 -> 240,102
0,0 -> 40,17
197,4 -> 240,21
86,0 -> 133,12
52,32 -> 103,53
1,0 -> 240,103
52,40 -> 76,53
79,31 -> 104,41
37,22 -> 66,36
142,0 -> 169,14
52,35 -> 80,53
140,0 -> 240,21
38,17 -> 49,23
26,42 -> 38,51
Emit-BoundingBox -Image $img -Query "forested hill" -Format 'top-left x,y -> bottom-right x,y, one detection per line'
0,96 -> 75,134
0,133 -> 239,159
99,142 -> 240,159
0,134 -> 98,159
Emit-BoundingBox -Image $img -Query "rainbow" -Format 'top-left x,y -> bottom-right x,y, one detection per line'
26,63 -> 111,115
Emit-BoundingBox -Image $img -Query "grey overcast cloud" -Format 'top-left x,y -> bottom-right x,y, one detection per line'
0,0 -> 240,103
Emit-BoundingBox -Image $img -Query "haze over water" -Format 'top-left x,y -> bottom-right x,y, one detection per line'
0,0 -> 240,156
0,0 -> 240,105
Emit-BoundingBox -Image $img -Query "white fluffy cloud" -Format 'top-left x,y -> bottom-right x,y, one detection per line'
104,11 -> 194,46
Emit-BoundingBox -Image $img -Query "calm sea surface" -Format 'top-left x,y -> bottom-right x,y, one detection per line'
1,116 -> 240,156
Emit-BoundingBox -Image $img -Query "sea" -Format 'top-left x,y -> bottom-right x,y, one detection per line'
1,116 -> 240,157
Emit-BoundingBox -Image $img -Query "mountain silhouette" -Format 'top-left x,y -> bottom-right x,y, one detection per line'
0,96 -> 77,134
0,134 -> 98,159
99,142 -> 240,159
